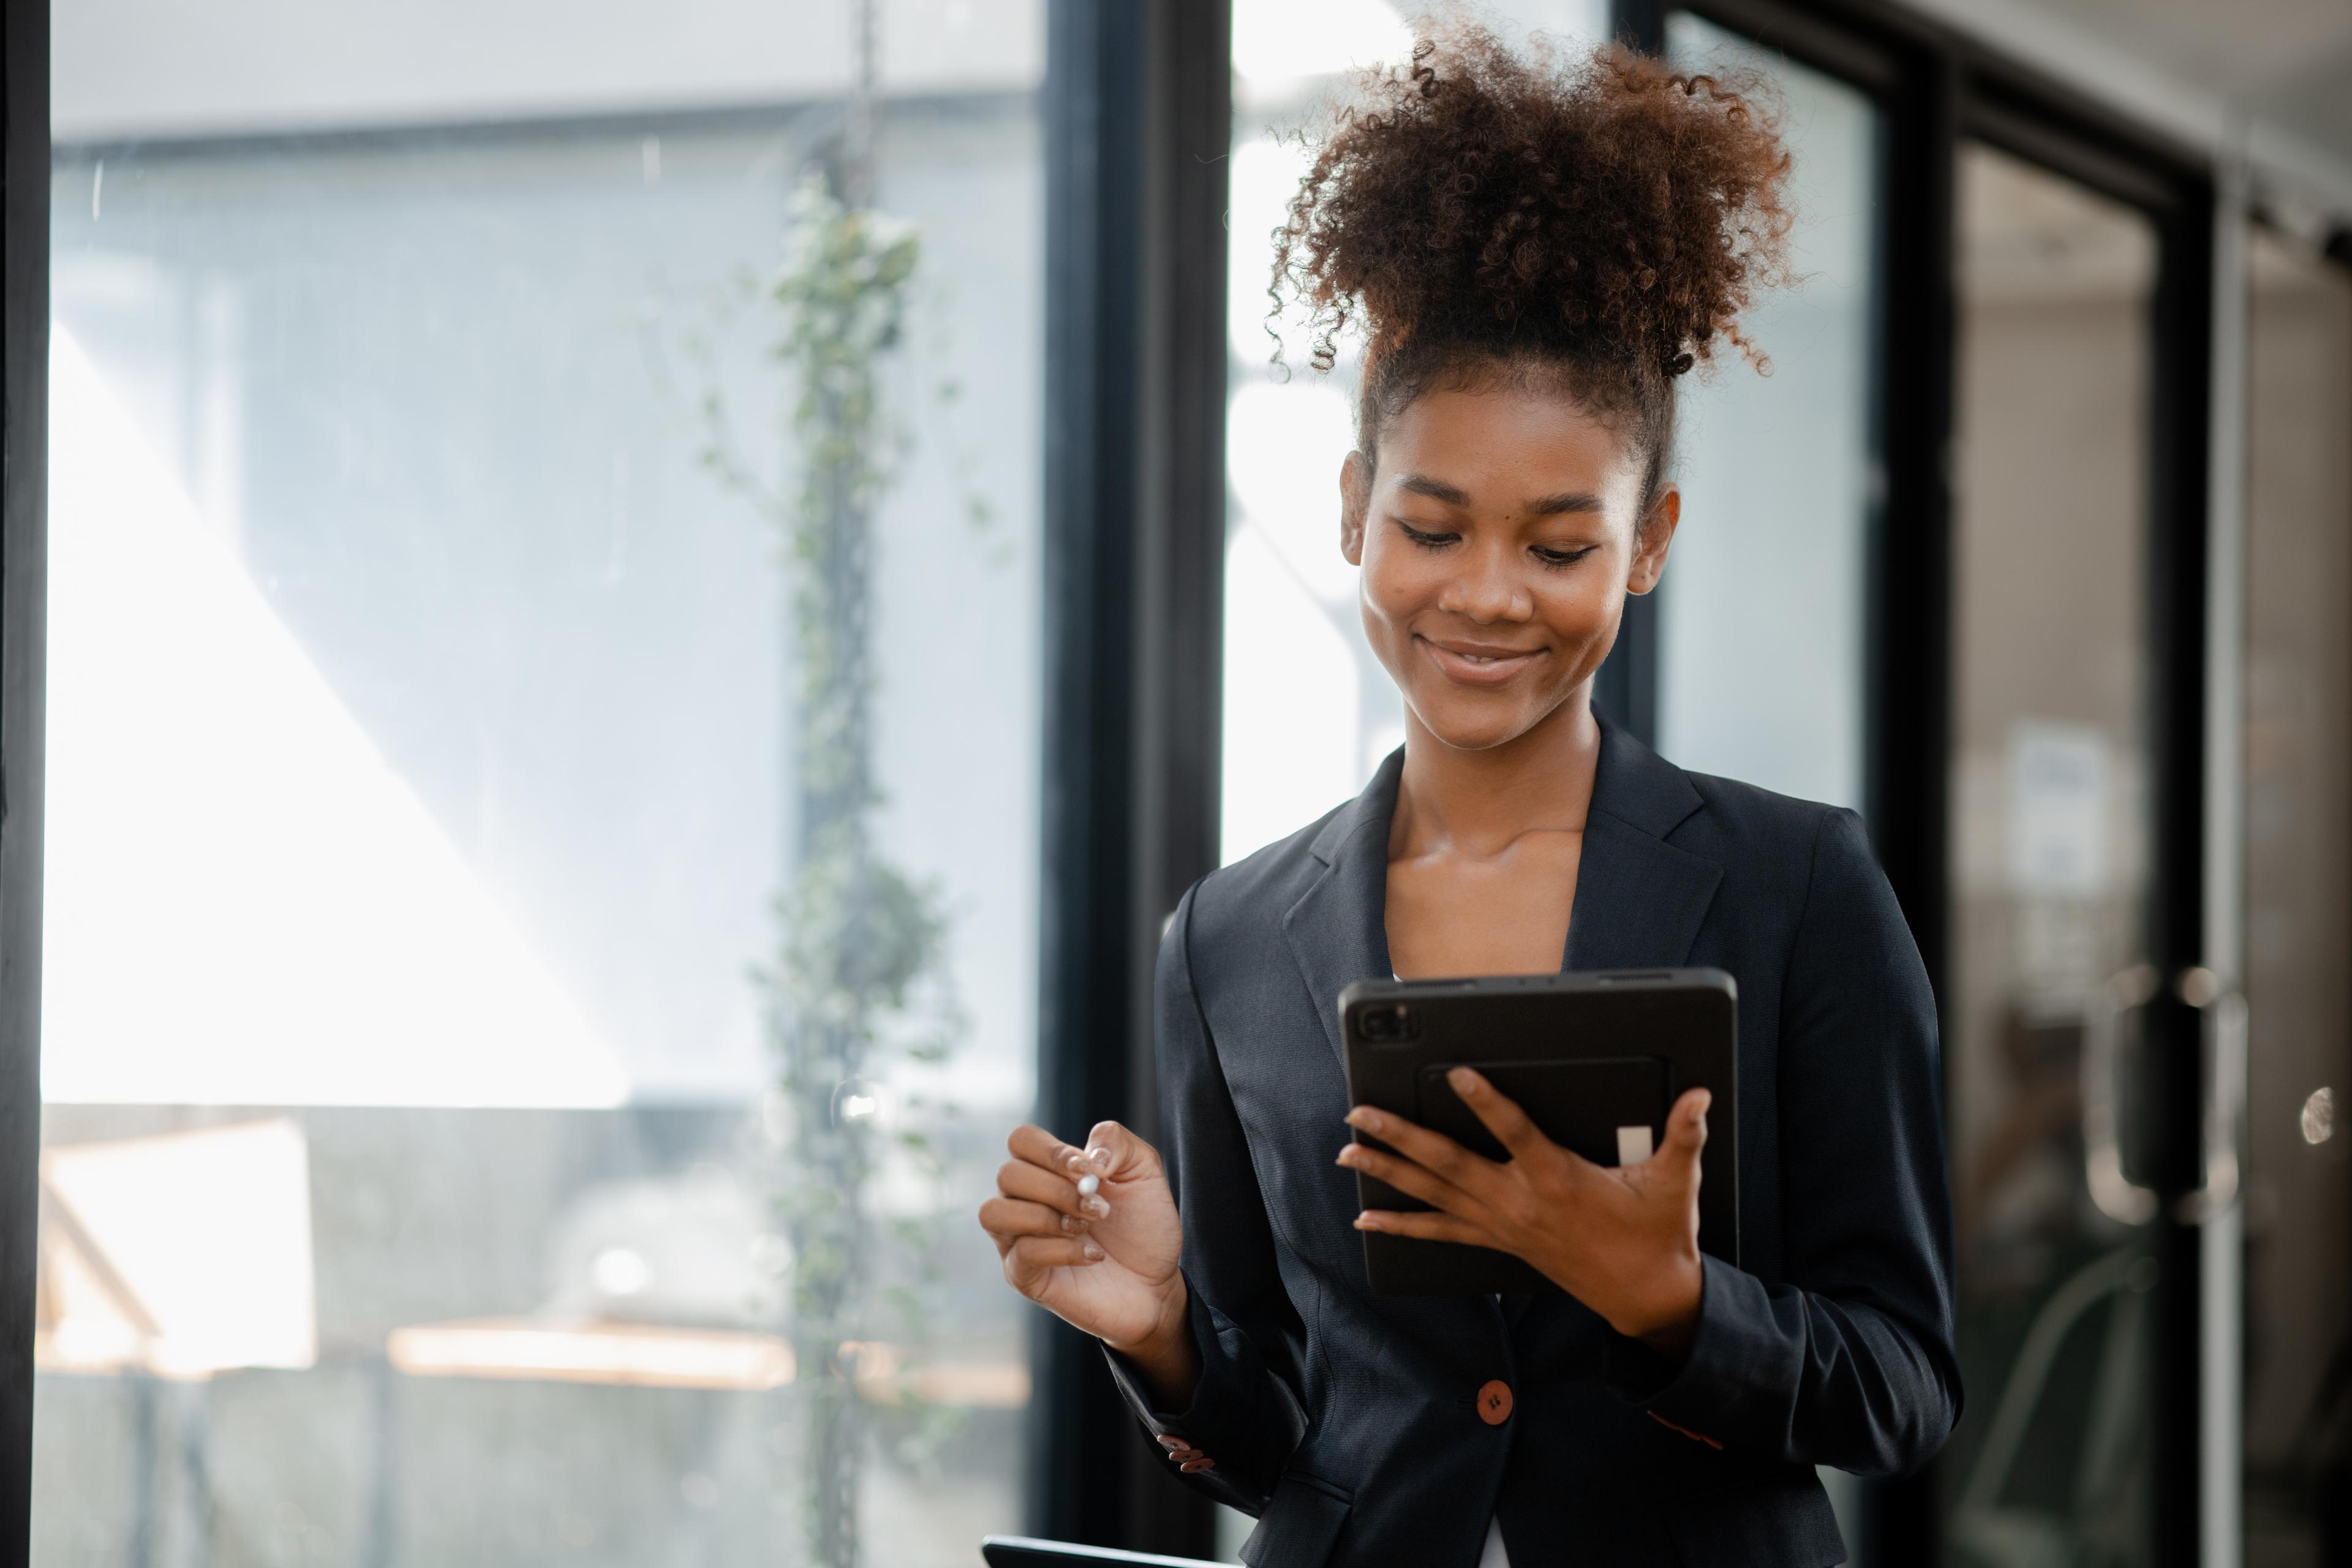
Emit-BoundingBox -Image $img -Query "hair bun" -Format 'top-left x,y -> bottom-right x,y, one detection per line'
1273,29 -> 1795,385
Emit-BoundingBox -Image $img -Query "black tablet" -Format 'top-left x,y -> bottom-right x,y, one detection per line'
1340,967 -> 1739,1296
979,1536 -> 1228,1567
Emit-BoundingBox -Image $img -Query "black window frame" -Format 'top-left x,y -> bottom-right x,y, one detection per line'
0,0 -> 47,1558
1032,0 -> 1232,1555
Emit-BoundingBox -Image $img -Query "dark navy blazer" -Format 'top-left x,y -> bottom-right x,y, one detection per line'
1106,720 -> 1959,1567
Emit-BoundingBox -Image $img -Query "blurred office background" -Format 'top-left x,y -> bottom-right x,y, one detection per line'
21,0 -> 2352,1566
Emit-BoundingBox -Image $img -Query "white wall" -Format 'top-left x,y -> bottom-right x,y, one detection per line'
54,0 -> 1042,142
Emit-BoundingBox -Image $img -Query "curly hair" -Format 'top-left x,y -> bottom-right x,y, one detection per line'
1271,26 -> 1795,506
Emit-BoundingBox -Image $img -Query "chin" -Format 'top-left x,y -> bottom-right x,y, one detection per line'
1409,694 -> 1546,753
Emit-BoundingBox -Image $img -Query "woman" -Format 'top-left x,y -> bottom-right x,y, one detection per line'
979,31 -> 1958,1567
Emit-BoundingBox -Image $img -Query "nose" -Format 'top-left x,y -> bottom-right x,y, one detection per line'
1435,538 -> 1533,624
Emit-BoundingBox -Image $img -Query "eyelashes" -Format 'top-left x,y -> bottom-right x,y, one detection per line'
1394,519 -> 1596,571
1531,546 -> 1599,569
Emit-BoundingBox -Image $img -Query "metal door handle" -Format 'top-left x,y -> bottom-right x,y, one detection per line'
2082,965 -> 2159,1225
2079,964 -> 2245,1227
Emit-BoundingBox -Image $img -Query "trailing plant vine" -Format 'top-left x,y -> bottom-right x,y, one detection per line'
691,172 -> 982,1568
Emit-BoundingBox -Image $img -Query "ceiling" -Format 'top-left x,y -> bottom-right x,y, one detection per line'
2029,0 -> 2352,162
1900,0 -> 2352,230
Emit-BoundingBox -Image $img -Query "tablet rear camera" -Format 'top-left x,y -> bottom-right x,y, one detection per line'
1360,1003 -> 1419,1043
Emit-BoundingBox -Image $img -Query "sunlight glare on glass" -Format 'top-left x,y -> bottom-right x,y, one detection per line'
42,329 -> 630,1109
1227,382 -> 1359,601
40,1120 -> 317,1377
592,1246 -> 654,1297
1232,0 -> 1412,87
1219,526 -> 1362,865
1229,135 -> 1335,365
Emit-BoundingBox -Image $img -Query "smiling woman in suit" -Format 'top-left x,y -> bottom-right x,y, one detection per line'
978,27 -> 1958,1568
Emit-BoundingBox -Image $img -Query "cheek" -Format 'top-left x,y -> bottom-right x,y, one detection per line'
1530,571 -> 1625,662
1537,571 -> 1619,626
1357,537 -> 1436,625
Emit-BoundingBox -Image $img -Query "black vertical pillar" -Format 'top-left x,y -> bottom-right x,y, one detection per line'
1595,0 -> 1666,751
1035,0 -> 1229,1555
1861,44 -> 1959,1568
1864,53 -> 1958,979
0,0 -> 43,1561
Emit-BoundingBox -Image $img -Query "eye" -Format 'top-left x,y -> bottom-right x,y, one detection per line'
1531,545 -> 1599,568
1396,520 -> 1460,549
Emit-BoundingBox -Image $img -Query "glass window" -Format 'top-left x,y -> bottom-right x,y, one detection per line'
1939,142 -> 2161,1567
1659,17 -> 1880,811
37,4 -> 1044,1565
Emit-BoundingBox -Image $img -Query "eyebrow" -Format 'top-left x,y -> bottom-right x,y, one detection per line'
1392,473 -> 1471,506
1390,473 -> 1605,516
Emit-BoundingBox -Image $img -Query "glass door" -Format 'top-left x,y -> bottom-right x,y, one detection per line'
1938,139 -> 2208,1567
2240,226 -> 2352,1564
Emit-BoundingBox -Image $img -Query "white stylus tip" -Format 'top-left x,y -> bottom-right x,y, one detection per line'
1076,1173 -> 1101,1197
1616,1125 -> 1654,1166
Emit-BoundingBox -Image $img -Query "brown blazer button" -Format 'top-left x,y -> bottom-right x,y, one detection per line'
1477,1379 -> 1513,1425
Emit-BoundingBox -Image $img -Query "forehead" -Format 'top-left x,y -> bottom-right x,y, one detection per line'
1373,383 -> 1646,517
1374,383 -> 1641,508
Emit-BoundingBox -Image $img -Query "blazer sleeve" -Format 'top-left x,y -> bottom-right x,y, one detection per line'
1600,807 -> 1963,1476
1099,883 -> 1310,1515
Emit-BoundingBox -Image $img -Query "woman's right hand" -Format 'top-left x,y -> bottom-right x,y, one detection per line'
979,1120 -> 1191,1373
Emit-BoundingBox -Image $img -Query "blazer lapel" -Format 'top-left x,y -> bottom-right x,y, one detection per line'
1283,750 -> 1403,1076
1561,719 -> 1722,972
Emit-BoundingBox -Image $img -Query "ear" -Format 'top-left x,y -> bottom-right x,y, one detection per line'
1340,450 -> 1373,567
1627,483 -> 1680,597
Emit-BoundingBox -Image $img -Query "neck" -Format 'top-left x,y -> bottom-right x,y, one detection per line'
1391,689 -> 1603,861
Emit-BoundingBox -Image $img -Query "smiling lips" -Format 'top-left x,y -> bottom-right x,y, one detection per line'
1417,634 -> 1547,687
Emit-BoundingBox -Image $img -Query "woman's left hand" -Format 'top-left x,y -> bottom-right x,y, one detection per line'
1339,1068 -> 1711,1357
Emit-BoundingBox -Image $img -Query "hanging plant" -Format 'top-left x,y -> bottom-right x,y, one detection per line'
694,172 -> 976,1568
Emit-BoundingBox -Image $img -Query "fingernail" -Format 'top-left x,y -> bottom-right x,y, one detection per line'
1335,1145 -> 1359,1167
1081,1196 -> 1110,1219
1086,1146 -> 1112,1167
1352,1214 -> 1380,1231
1448,1066 -> 1476,1091
1346,1108 -> 1379,1133
1082,1242 -> 1104,1261
1060,1214 -> 1087,1234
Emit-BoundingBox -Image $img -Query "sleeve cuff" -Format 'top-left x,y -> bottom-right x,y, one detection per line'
1099,1281 -> 1299,1515
1100,1278 -> 1270,1442
1600,1254 -> 1777,1434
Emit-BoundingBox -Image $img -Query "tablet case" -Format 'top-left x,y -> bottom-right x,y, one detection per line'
1340,968 -> 1739,1296
979,1536 -> 1229,1567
